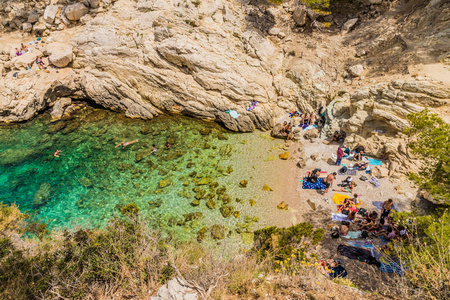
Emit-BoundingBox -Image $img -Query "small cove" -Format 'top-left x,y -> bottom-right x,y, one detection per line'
0,106 -> 294,241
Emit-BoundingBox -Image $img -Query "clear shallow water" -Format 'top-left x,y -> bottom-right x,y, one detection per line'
0,107 -> 285,240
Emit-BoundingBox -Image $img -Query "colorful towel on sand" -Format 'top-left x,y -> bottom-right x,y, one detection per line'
372,201 -> 399,211
338,169 -> 357,176
379,262 -> 405,276
332,213 -> 349,222
332,193 -> 361,207
347,240 -> 374,249
368,158 -> 382,166
340,231 -> 361,239
302,177 -> 326,190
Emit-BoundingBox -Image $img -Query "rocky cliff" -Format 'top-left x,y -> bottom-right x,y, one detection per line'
0,0 -> 449,143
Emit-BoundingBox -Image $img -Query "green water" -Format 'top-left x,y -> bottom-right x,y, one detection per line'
0,107 -> 281,240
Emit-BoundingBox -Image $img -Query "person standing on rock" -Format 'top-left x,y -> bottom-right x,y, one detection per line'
336,146 -> 344,166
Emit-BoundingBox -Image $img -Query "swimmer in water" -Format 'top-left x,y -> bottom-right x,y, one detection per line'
151,144 -> 157,154
54,149 -> 62,157
115,139 -> 139,148
165,141 -> 172,150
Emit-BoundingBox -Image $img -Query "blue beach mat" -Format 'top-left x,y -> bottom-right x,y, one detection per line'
302,177 -> 326,190
347,240 -> 374,249
380,262 -> 405,276
368,158 -> 382,166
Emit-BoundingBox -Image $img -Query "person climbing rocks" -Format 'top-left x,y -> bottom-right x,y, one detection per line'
115,139 -> 139,148
336,145 -> 344,166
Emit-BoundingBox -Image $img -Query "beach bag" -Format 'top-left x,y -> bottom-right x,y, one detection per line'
339,166 -> 348,173
360,176 -> 368,181
331,232 -> 340,239
361,230 -> 369,239
309,175 -> 318,183
342,210 -> 350,215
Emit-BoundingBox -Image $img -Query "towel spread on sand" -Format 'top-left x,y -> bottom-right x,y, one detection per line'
347,240 -> 374,249
302,177 -> 327,190
368,158 -> 382,166
372,201 -> 399,211
332,193 -> 361,207
229,110 -> 240,119
340,231 -> 362,239
332,213 -> 349,222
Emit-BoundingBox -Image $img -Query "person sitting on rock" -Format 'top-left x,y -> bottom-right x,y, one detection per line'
338,131 -> 347,142
115,139 -> 139,149
330,131 -> 340,143
21,43 -> 28,52
301,113 -> 310,126
15,48 -> 22,56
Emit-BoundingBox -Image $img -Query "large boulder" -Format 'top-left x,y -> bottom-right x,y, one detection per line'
65,3 -> 89,21
28,10 -> 40,24
304,128 -> 319,139
292,6 -> 307,26
22,23 -> 33,32
46,42 -> 73,67
348,64 -> 364,77
12,50 -> 43,69
43,5 -> 60,24
342,18 -> 358,33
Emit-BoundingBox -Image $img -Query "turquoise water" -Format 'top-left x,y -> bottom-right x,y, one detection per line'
0,106 -> 283,240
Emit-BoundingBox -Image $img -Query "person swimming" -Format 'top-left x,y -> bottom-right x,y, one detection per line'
115,139 -> 139,148
165,141 -> 172,150
54,149 -> 62,157
151,144 -> 157,153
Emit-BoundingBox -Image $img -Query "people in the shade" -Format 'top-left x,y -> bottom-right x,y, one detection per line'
54,149 -> 62,157
330,130 -> 340,143
115,139 -> 139,148
151,144 -> 157,153
165,141 -> 172,150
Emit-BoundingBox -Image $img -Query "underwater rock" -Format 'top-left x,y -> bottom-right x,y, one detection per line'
158,179 -> 171,188
217,133 -> 228,140
135,148 -> 154,163
161,152 -> 183,162
183,180 -> 190,186
219,144 -> 232,157
197,227 -> 208,242
78,177 -> 93,188
32,182 -> 52,207
239,180 -> 248,187
196,177 -> 212,185
277,201 -> 289,210
209,182 -> 219,188
226,166 -> 233,173
148,199 -> 162,209
264,155 -> 277,161
279,152 -> 290,160
262,184 -> 273,191
249,199 -> 256,206
220,194 -> 231,204
211,224 -> 225,240
220,205 -> 234,218
117,163 -> 133,171
203,143 -> 211,149
195,189 -> 206,200
192,187 -> 201,193
184,212 -> 203,222
61,121 -> 80,134
186,162 -> 195,168
189,171 -> 197,177
235,198 -> 241,203
244,216 -> 259,223
216,187 -> 226,195
233,211 -> 240,218
191,199 -> 200,207
0,148 -> 40,166
206,199 -> 216,209
200,128 -> 211,135
158,169 -> 168,176
140,127 -> 153,135
241,232 -> 254,245
48,122 -> 67,133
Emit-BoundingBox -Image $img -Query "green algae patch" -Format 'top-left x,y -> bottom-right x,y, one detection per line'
259,133 -> 274,141
241,232 -> 254,245
264,155 -> 277,161
277,201 -> 289,210
262,184 -> 273,191
211,224 -> 225,240
220,205 -> 234,218
158,179 -> 171,188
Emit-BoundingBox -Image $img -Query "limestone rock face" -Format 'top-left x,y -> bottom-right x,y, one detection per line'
150,277 -> 198,300
292,6 -> 307,26
22,23 -> 33,32
342,18 -> 358,33
46,42 -> 73,67
44,5 -> 59,24
65,3 -> 89,21
28,10 -> 40,24
51,97 -> 72,120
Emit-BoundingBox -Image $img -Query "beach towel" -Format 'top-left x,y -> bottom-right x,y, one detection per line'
332,193 -> 361,207
340,231 -> 361,239
379,262 -> 405,276
368,158 -> 382,166
332,213 -> 349,222
338,169 -> 357,176
302,177 -> 326,190
372,201 -> 399,211
369,176 -> 381,187
229,110 -> 240,119
304,124 -> 318,131
347,240 -> 374,249
337,245 -> 381,266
